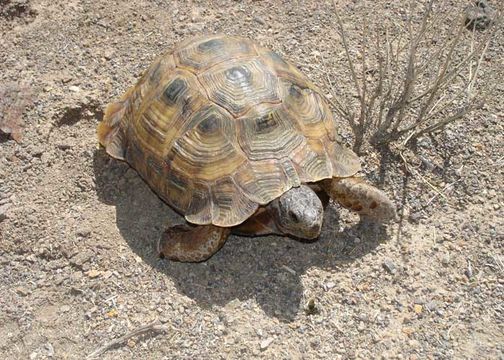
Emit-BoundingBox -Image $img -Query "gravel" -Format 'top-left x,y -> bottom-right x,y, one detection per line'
1,0 -> 503,359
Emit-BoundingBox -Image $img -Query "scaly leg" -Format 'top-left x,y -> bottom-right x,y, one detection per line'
158,224 -> 231,262
322,177 -> 396,222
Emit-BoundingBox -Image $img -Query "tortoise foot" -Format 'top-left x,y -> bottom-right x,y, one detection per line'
158,224 -> 231,262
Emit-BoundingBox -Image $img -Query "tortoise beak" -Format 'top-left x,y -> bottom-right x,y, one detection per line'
304,223 -> 322,239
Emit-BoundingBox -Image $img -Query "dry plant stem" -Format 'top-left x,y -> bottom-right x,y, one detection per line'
331,0 -> 496,150
408,27 -> 494,141
381,0 -> 434,140
86,319 -> 171,359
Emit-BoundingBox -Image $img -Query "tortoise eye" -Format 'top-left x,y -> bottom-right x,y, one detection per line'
289,211 -> 300,223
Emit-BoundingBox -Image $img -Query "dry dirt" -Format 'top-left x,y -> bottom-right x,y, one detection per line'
1,0 -> 503,359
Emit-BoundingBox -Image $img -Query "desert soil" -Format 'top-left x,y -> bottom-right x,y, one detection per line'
0,0 -> 503,359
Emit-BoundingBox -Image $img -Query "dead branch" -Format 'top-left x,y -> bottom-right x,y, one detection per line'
86,319 -> 172,359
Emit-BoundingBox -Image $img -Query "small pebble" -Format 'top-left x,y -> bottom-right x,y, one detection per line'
0,203 -> 10,222
260,337 -> 274,350
253,16 -> 266,25
16,286 -> 30,296
86,269 -> 101,278
76,227 -> 91,238
324,281 -> 336,291
70,250 -> 94,267
382,259 -> 397,274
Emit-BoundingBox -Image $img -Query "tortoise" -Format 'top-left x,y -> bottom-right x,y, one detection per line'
97,34 -> 396,262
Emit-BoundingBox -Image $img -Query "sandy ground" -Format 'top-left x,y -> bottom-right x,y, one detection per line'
1,0 -> 503,359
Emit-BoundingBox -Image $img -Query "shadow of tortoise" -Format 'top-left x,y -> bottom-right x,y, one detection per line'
92,149 -> 390,322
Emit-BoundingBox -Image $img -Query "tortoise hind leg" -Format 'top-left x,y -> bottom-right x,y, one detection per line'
158,224 -> 231,262
322,177 -> 396,222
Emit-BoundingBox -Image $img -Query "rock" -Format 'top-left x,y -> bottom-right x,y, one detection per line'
86,269 -> 101,278
253,16 -> 266,25
76,227 -> 91,238
402,327 -> 415,336
305,298 -> 320,315
45,343 -> 54,357
61,76 -> 73,84
414,304 -> 423,314
69,250 -> 94,267
68,85 -> 80,92
382,259 -> 397,274
465,261 -> 473,279
56,142 -> 74,150
16,286 -> 30,296
324,281 -> 336,291
28,145 -> 44,157
0,203 -> 11,222
103,48 -> 115,60
425,301 -> 439,312
260,337 -> 274,351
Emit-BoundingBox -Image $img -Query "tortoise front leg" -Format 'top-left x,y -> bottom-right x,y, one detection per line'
158,224 -> 231,262
321,177 -> 396,222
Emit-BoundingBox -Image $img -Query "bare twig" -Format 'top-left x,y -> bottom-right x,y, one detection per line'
329,0 -> 497,151
87,319 -> 172,359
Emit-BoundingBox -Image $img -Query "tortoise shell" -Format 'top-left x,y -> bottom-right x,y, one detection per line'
97,34 -> 361,227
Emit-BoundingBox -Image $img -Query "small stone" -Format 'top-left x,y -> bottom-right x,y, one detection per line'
465,261 -> 473,279
76,227 -> 91,238
382,259 -> 397,274
86,269 -> 101,278
324,281 -> 336,291
305,298 -> 319,315
69,85 -> 80,92
16,286 -> 30,296
45,343 -> 54,357
253,16 -> 266,25
70,250 -> 94,267
29,146 -> 44,157
260,337 -> 274,350
104,48 -> 115,60
425,301 -> 438,312
60,305 -> 71,313
409,212 -> 422,223
56,142 -> 74,150
402,327 -> 415,336
106,308 -> 118,318
357,322 -> 366,331
0,203 -> 10,222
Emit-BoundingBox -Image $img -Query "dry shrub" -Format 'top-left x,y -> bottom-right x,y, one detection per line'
327,0 -> 500,154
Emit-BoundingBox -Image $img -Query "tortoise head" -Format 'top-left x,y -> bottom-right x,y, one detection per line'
272,185 -> 323,240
